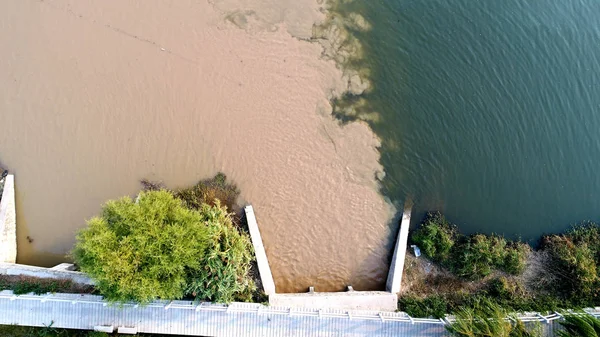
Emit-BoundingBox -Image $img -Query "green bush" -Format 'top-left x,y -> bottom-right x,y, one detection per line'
412,212 -> 458,263
12,280 -> 59,295
185,202 -> 256,303
568,222 -> 600,260
558,313 -> 600,337
446,299 -> 542,337
542,235 -> 599,303
175,173 -> 240,213
502,242 -> 531,275
399,295 -> 449,318
72,190 -> 211,303
451,234 -> 507,280
0,277 -> 73,295
487,277 -> 525,300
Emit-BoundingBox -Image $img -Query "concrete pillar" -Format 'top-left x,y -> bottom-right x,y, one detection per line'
244,205 -> 276,295
0,175 -> 16,263
386,205 -> 412,294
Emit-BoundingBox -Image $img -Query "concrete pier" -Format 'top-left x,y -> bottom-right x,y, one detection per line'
244,205 -> 276,296
386,206 -> 412,294
0,174 -> 16,263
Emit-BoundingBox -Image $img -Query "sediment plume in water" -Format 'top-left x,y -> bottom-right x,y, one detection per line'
0,0 -> 393,292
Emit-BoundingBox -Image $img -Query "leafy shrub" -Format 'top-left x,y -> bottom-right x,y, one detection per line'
568,222 -> 600,260
542,235 -> 599,303
502,242 -> 531,275
0,276 -> 74,295
12,280 -> 58,295
175,173 -> 240,213
558,314 -> 600,337
185,202 -> 256,303
446,299 -> 542,337
72,190 -> 210,303
487,277 -> 525,300
412,212 -> 458,263
399,295 -> 449,318
451,234 -> 507,280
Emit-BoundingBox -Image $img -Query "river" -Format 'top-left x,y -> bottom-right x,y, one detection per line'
345,0 -> 600,240
1,0 -> 599,293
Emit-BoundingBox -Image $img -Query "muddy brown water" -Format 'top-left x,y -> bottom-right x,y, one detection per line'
0,0 -> 394,293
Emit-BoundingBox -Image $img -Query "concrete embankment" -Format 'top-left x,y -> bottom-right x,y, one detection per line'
0,174 -> 16,263
270,288 -> 397,311
386,206 -> 411,293
0,263 -> 94,285
244,206 -> 276,296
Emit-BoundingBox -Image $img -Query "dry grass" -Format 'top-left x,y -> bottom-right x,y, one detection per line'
520,250 -> 562,295
401,251 -> 485,298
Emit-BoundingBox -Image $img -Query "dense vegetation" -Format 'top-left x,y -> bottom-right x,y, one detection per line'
402,212 -> 600,319
0,275 -> 94,295
0,324 -> 190,337
558,313 -> 600,337
446,299 -> 541,337
412,212 -> 530,280
72,174 -> 256,304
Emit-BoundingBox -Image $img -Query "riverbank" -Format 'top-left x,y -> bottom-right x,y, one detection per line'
400,213 -> 600,318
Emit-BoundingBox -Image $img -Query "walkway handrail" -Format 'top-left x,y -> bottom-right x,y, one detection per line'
2,291 -> 598,326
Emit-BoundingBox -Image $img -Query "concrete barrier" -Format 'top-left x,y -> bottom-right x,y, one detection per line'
386,206 -> 411,293
270,289 -> 398,311
244,205 -> 276,295
0,174 -> 16,263
0,263 -> 94,285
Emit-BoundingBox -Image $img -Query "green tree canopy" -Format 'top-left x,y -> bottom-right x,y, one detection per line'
72,190 -> 210,303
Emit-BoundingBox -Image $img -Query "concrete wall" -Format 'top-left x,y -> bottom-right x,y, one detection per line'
0,263 -> 94,285
244,205 -> 276,295
386,206 -> 411,293
270,290 -> 398,311
0,174 -> 16,263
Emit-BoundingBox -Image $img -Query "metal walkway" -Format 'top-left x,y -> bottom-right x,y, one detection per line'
0,291 -> 448,337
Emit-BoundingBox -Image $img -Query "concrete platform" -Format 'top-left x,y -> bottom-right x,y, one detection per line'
270,291 -> 398,312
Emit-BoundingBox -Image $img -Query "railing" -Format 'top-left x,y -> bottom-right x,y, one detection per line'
2,290 -> 598,327
0,291 -> 441,324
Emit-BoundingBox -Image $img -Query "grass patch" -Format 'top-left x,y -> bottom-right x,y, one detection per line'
0,275 -> 94,295
0,324 -> 195,337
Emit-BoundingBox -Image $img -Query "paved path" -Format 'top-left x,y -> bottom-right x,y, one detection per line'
0,291 -> 448,337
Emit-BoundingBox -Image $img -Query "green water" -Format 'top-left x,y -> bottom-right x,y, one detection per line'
346,0 -> 600,239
